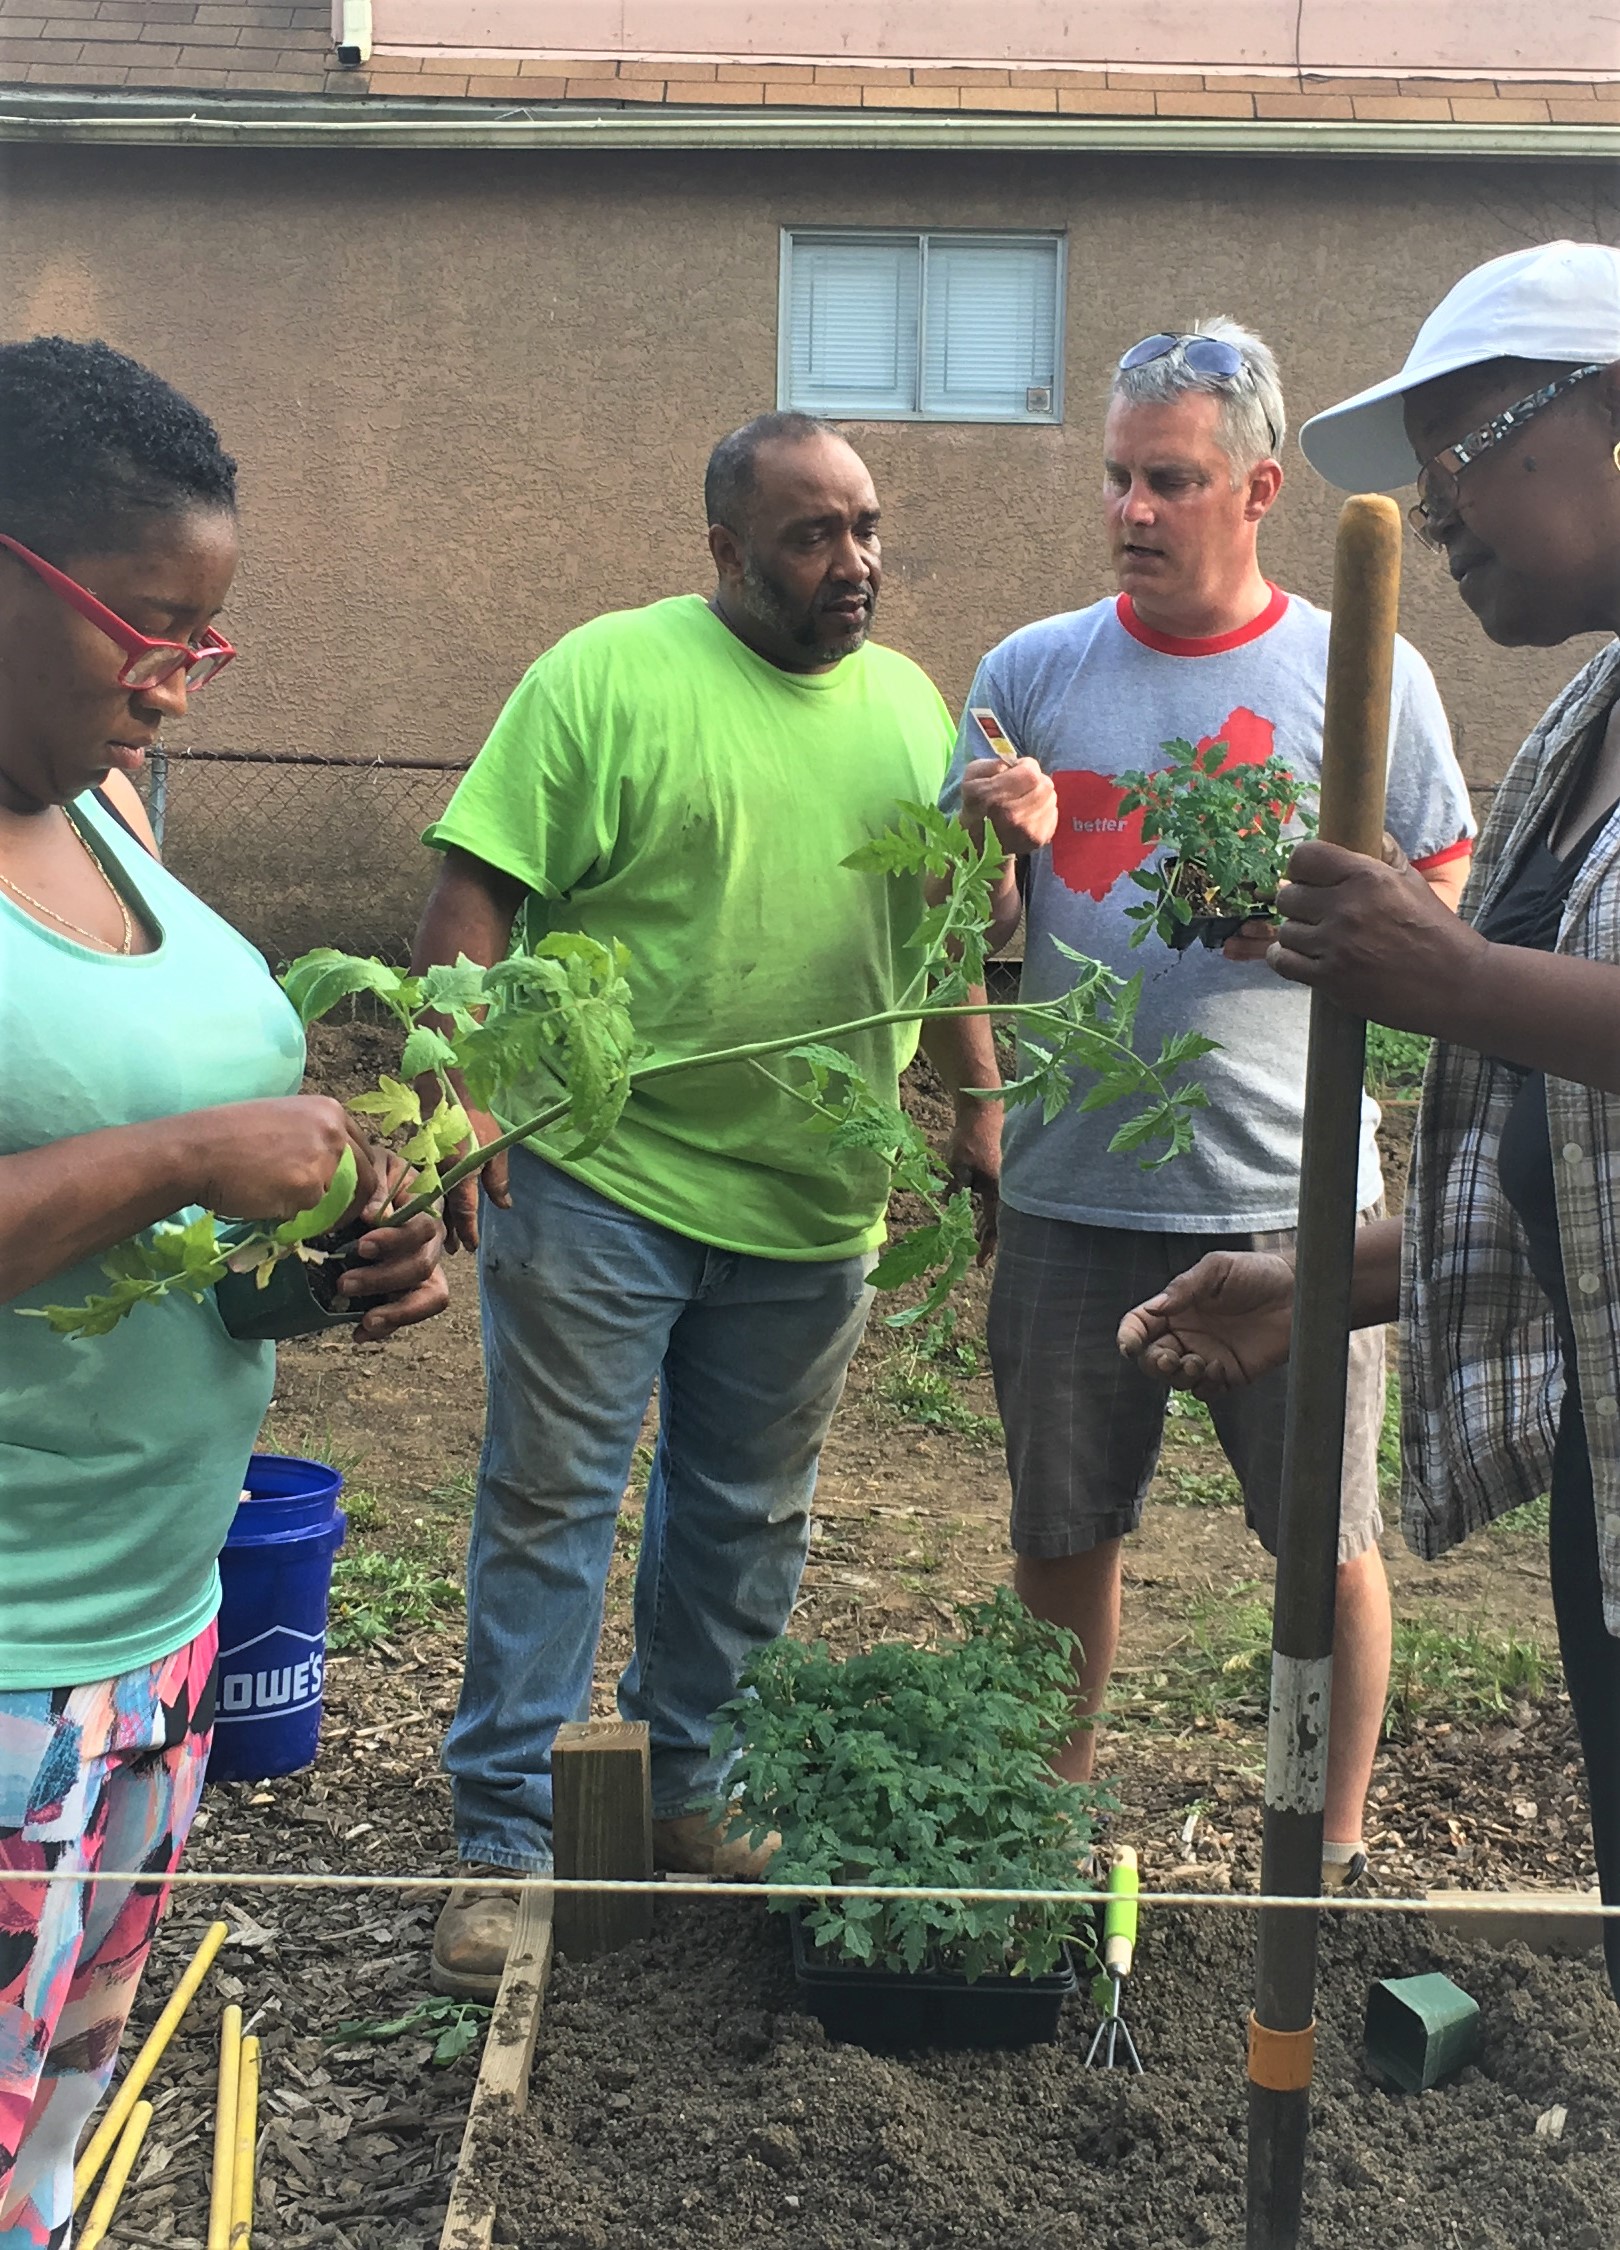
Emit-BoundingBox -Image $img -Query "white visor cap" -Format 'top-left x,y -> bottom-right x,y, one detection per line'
1299,240 -> 1620,493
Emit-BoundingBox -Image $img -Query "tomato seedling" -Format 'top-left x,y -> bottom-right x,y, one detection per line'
713,1586 -> 1104,1981
1118,737 -> 1318,951
26,807 -> 1215,1339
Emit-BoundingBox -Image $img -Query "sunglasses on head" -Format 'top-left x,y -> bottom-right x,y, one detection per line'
1117,333 -> 1281,454
0,533 -> 235,691
1119,333 -> 1245,379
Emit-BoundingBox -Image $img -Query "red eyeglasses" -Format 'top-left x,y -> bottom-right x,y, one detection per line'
0,533 -> 236,690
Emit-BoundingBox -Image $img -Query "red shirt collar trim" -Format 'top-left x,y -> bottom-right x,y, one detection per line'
1115,582 -> 1289,656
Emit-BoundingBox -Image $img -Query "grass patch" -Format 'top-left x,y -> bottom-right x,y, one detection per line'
340,1486 -> 383,1537
875,1344 -> 1002,1445
1114,1585 -> 1552,1738
328,1550 -> 462,1650
1366,1025 -> 1431,1098
1383,1617 -> 1551,1736
910,1309 -> 982,1379
1158,1462 -> 1242,1507
1112,1586 -> 1272,1730
1165,1392 -> 1214,1431
1158,1390 -> 1233,1502
1489,1492 -> 1552,1541
616,1499 -> 645,1568
1378,1385 -> 1402,1502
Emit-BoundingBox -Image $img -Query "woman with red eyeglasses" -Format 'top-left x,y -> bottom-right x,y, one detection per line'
0,336 -> 448,2245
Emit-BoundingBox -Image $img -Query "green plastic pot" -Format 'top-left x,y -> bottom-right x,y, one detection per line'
1365,1973 -> 1482,2093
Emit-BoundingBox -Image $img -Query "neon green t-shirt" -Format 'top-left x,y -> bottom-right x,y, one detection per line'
424,596 -> 955,1259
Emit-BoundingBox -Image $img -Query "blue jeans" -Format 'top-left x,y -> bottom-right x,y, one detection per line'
444,1148 -> 874,1872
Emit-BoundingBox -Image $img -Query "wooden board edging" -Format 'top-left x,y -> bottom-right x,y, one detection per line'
439,1885 -> 555,2250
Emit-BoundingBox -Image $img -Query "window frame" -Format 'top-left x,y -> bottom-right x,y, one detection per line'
776,226 -> 1067,427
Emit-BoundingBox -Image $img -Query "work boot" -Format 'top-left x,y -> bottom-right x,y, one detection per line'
431,1865 -> 523,1999
652,1808 -> 779,1880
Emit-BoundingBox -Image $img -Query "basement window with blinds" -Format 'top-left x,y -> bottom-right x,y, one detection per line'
779,229 -> 1064,424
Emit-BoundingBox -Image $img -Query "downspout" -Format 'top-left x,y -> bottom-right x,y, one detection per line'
333,0 -> 371,70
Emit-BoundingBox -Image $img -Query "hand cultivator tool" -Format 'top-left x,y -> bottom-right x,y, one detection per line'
1085,1846 -> 1144,2073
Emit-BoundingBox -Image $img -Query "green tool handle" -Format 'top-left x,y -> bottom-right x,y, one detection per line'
1102,1847 -> 1139,1979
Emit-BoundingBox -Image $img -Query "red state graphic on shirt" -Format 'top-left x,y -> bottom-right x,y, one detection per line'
1049,707 -> 1277,899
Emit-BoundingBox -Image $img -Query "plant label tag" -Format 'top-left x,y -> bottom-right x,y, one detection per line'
968,705 -> 1021,764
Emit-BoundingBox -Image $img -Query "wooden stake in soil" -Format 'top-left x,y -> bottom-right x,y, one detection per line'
1246,494 -> 1400,2250
440,1885 -> 556,2250
552,1719 -> 654,1958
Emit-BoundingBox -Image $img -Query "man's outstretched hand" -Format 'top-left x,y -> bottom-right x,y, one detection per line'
1117,1249 -> 1297,1396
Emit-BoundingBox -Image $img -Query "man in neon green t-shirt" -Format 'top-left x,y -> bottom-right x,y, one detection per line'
416,414 -> 1000,1996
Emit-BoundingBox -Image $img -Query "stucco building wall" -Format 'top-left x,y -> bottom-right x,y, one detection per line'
1,143 -> 1612,946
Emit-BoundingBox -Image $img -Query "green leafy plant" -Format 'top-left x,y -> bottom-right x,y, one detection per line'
1118,738 -> 1318,949
910,1308 -> 980,1378
712,1586 -> 1104,1982
326,1550 -> 463,1651
326,1995 -> 490,2067
1366,1024 -> 1431,1098
875,1341 -> 1001,1445
27,807 -> 1214,1340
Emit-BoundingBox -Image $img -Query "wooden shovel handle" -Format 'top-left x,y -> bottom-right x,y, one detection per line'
1318,495 -> 1401,857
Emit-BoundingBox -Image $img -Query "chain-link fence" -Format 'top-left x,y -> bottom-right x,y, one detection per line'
137,749 -> 469,965
134,748 -> 1040,991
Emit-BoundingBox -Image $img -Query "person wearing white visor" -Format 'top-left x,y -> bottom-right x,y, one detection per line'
1115,240 -> 1620,2006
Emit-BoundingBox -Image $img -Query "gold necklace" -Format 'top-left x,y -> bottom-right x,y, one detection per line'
0,817 -> 133,955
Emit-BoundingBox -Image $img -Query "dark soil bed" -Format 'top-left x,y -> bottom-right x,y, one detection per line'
479,1903 -> 1619,2250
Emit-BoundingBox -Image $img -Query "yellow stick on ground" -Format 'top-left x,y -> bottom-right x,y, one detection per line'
230,2033 -> 260,2249
73,1918 -> 229,2210
76,2097 -> 154,2250
207,2004 -> 243,2250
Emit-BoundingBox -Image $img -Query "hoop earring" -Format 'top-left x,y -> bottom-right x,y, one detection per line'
1613,440 -> 1620,473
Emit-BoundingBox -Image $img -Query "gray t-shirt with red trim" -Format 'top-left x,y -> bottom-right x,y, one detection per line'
941,587 -> 1474,1231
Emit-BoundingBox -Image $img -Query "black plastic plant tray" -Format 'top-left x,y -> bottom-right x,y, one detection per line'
788,1911 -> 1077,2051
1167,910 -> 1256,953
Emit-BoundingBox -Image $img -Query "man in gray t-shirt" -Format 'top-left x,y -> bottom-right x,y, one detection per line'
939,321 -> 1473,1885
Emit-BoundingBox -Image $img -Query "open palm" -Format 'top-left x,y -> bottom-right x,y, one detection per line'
1117,1250 -> 1297,1396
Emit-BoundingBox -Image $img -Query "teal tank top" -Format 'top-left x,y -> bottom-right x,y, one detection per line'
1,791 -> 306,1689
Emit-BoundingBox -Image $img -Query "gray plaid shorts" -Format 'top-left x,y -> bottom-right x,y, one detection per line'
987,1202 -> 1386,1565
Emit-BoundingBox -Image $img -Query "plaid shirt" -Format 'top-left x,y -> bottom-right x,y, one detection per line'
1402,639 -> 1620,1633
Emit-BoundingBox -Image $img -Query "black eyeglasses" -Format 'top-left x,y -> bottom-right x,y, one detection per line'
1409,363 -> 1604,551
1117,333 -> 1280,454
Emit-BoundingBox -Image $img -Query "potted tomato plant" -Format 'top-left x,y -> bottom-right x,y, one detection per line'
711,1587 -> 1104,2050
1118,737 -> 1318,952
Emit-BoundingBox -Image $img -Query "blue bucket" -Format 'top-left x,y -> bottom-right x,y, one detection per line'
209,1453 -> 347,1785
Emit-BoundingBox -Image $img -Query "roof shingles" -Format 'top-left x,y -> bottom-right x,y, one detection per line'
0,3 -> 1611,122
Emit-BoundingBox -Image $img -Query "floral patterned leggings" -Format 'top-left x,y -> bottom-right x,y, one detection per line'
0,1627 -> 216,2248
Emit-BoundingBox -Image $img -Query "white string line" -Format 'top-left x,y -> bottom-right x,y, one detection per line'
2,1868 -> 1613,1916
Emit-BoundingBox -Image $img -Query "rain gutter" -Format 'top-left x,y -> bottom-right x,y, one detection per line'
0,88 -> 1613,158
